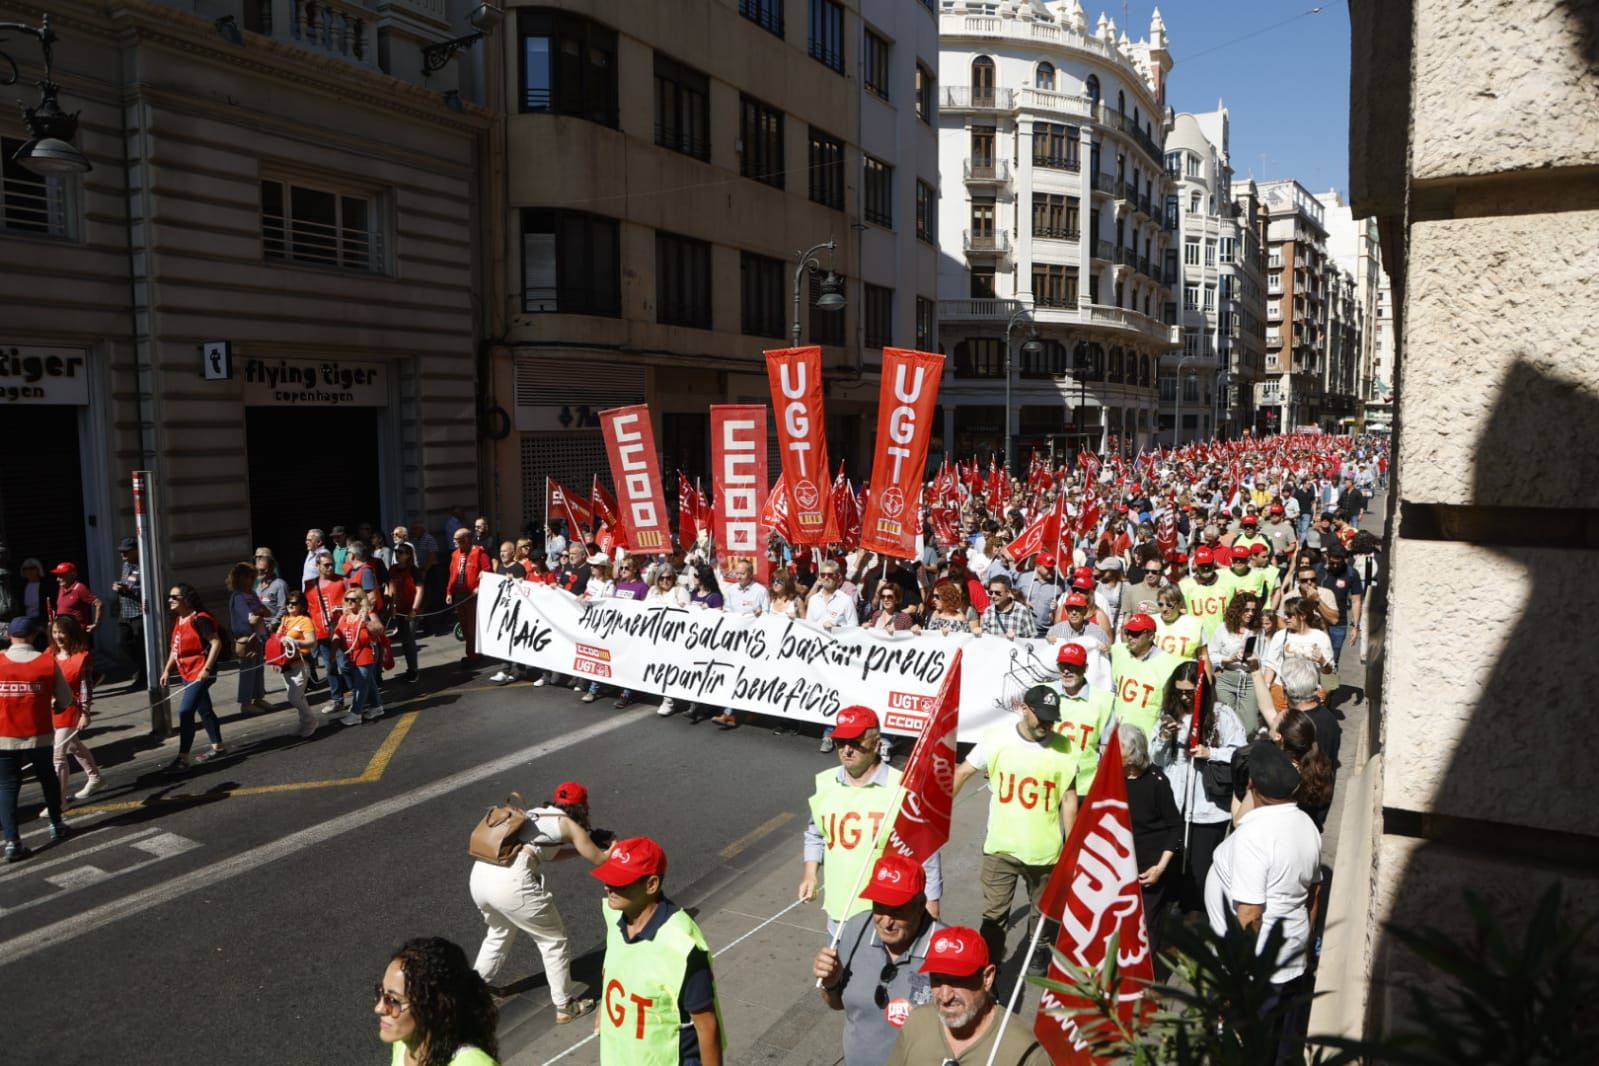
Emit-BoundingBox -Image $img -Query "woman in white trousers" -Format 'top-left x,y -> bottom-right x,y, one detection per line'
469,781 -> 611,1023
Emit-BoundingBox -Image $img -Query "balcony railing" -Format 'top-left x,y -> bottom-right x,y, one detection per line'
1121,180 -> 1139,202
1016,86 -> 1095,120
1090,171 -> 1116,194
962,230 -> 1011,255
943,86 -> 1015,111
1139,193 -> 1152,215
1116,245 -> 1137,266
939,299 -> 1180,346
1092,239 -> 1114,260
290,0 -> 373,63
1032,153 -> 1080,173
963,159 -> 1011,183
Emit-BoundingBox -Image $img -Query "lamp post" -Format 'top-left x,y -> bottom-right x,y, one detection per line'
1004,304 -> 1043,475
421,2 -> 504,76
1173,354 -> 1204,447
791,240 -> 845,347
0,13 -> 92,176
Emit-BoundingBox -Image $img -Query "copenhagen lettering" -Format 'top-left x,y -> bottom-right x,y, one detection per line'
243,358 -> 378,390
612,411 -> 660,530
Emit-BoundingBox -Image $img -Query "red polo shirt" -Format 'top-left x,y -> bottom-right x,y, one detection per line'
55,580 -> 100,629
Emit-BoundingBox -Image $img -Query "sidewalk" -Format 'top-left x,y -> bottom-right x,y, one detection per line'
501,777 -> 1041,1066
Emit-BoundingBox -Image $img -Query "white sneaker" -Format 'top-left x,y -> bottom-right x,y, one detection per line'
657,698 -> 677,717
320,701 -> 347,716
75,776 -> 103,800
532,676 -> 548,687
489,670 -> 510,684
338,712 -> 362,726
362,707 -> 385,721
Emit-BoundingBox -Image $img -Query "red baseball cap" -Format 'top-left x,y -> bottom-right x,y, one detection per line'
552,781 -> 588,806
1063,592 -> 1089,609
590,836 -> 668,887
1057,643 -> 1088,669
1250,542 -> 1270,556
1242,515 -> 1259,526
831,705 -> 880,741
50,562 -> 76,576
1193,546 -> 1215,566
1268,503 -> 1284,514
1124,613 -> 1157,633
860,854 -> 926,907
1212,546 -> 1234,566
1165,550 -> 1188,565
949,550 -> 968,564
919,926 -> 991,977
1035,552 -> 1056,568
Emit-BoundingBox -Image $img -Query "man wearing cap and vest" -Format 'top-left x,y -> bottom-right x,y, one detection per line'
1181,546 -> 1235,640
951,685 -> 1080,974
802,706 -> 943,936
1229,515 -> 1270,557
1238,542 -> 1283,609
1262,504 -> 1298,559
883,925 -> 1048,1065
593,835 -> 724,1066
1051,644 -> 1115,791
813,854 -> 945,1066
1111,613 -> 1181,738
1,616 -> 73,862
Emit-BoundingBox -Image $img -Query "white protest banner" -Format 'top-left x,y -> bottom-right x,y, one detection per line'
477,574 -> 1088,742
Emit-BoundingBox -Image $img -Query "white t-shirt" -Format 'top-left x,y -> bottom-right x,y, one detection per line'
723,582 -> 770,617
1283,627 -> 1334,668
807,588 -> 859,629
1204,802 -> 1322,982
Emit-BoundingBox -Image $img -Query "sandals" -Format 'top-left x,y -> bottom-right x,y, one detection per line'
555,997 -> 595,1025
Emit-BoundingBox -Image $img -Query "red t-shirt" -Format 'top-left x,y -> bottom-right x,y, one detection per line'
54,650 -> 92,727
55,581 -> 99,628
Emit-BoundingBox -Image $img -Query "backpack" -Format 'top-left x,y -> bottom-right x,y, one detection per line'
469,792 -> 530,866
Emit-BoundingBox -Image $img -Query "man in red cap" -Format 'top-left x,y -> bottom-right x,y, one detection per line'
593,835 -> 724,1065
1111,613 -> 1180,738
883,925 -> 1048,1065
51,562 -> 101,635
1012,552 -> 1063,636
1044,592 -> 1109,658
803,705 -> 943,934
1231,514 -> 1269,557
1262,503 -> 1298,558
813,854 -> 944,1066
1180,545 -> 1234,640
1051,643 -> 1115,791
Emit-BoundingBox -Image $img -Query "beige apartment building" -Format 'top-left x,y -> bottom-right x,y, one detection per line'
481,0 -> 942,531
0,0 -> 492,621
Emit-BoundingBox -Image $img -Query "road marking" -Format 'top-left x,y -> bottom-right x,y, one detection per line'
0,832 -> 203,919
45,866 -> 112,890
718,810 -> 796,859
0,710 -> 645,967
0,827 -> 163,884
130,831 -> 202,859
66,711 -> 422,816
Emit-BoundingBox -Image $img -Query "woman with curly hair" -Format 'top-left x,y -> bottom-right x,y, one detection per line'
376,936 -> 500,1066
1208,590 -> 1262,735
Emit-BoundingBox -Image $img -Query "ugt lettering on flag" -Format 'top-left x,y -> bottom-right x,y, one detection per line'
1033,735 -> 1154,1064
764,347 -> 835,546
860,347 -> 944,558
881,651 -> 961,864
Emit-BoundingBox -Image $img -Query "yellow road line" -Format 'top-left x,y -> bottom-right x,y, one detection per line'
67,711 -> 421,815
719,810 -> 796,859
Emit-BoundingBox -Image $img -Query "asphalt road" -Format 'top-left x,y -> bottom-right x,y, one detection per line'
0,665 -> 830,1066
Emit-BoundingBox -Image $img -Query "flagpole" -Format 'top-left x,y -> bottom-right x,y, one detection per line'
984,909 -> 1053,1066
812,777 -> 911,988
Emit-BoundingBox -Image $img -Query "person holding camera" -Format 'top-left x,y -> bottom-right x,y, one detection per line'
469,781 -> 611,1024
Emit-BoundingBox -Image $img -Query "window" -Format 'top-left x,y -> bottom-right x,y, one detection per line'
1219,236 -> 1235,263
1268,272 -> 1283,294
1267,299 -> 1281,319
1164,249 -> 1178,282
971,56 -> 996,106
1184,284 -> 1199,311
1164,151 -> 1182,178
1184,237 -> 1199,266
1183,375 -> 1200,402
262,178 -> 381,272
1035,62 -> 1055,90
1186,154 -> 1201,178
864,156 -> 893,228
521,208 -> 620,315
1268,249 -> 1282,268
1,137 -> 69,238
740,96 -> 785,188
1219,274 -> 1235,300
915,64 -> 935,123
1033,263 -> 1077,308
954,337 -> 1005,378
1205,238 -> 1216,267
915,180 -> 936,243
810,271 -> 846,345
656,231 -> 712,328
864,29 -> 890,98
1031,123 -> 1079,170
1083,73 -> 1100,103
739,0 -> 783,38
654,54 -> 709,160
1203,284 -> 1216,311
970,269 -> 996,298
970,125 -> 995,168
808,128 -> 845,209
1189,190 -> 1201,214
1031,194 -> 1077,240
915,296 -> 933,348
864,284 -> 893,349
519,8 -> 617,126
1183,328 -> 1199,357
1020,340 -> 1070,378
740,251 -> 785,338
809,0 -> 844,72
970,200 -> 994,238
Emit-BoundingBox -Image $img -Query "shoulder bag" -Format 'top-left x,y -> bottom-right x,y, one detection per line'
469,792 -> 529,866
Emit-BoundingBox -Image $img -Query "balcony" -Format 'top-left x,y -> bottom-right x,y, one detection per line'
1016,87 -> 1095,121
942,86 -> 1015,112
963,158 -> 1011,186
1121,180 -> 1139,202
284,0 -> 377,65
1090,171 -> 1116,195
1139,193 -> 1152,216
1138,255 -> 1151,277
938,299 -> 1180,347
963,230 -> 1011,257
1116,245 -> 1137,267
1091,239 -> 1114,261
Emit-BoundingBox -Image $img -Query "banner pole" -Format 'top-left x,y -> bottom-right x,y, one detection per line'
132,470 -> 169,739
985,915 -> 1051,1066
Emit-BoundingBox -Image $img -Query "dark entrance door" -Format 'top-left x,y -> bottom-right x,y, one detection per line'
245,407 -> 382,583
0,405 -> 87,584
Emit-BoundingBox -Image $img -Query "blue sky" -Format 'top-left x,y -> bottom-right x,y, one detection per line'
1130,1 -> 1352,197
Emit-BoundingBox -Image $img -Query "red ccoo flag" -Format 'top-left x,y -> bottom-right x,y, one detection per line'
677,471 -> 698,549
546,477 -> 593,538
1188,666 -> 1207,754
881,651 -> 962,865
1034,736 -> 1154,1064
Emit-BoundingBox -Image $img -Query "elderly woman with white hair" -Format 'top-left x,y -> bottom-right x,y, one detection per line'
1122,723 -> 1183,963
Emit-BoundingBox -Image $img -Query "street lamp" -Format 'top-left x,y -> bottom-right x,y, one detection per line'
0,14 -> 91,176
791,240 -> 845,347
1004,304 -> 1043,475
1173,354 -> 1204,447
421,2 -> 504,76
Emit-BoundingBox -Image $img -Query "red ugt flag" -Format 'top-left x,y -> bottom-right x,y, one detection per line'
1034,737 -> 1154,1064
676,471 -> 698,549
880,651 -> 961,864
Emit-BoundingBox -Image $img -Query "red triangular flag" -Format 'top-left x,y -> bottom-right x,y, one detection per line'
881,652 -> 962,864
677,471 -> 698,549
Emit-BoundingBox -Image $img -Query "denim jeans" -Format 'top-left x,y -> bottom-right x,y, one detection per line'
0,745 -> 63,842
1327,623 -> 1348,666
236,646 -> 265,706
178,676 -> 222,755
1296,514 -> 1311,540
316,639 -> 346,702
346,662 -> 384,718
394,615 -> 420,675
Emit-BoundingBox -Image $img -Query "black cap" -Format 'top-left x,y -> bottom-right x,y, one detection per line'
117,536 -> 137,552
1022,684 -> 1061,722
1250,741 -> 1301,800
330,525 -> 347,536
